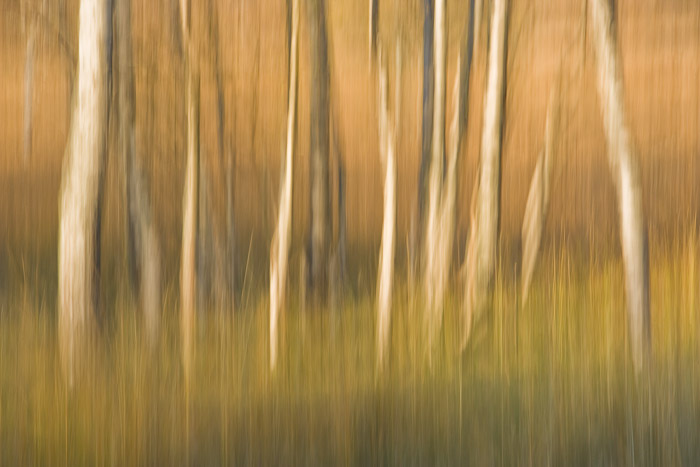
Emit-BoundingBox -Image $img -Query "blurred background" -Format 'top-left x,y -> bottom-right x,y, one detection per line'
0,0 -> 699,464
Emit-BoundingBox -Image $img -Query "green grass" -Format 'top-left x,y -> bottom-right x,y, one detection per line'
1,237 -> 699,465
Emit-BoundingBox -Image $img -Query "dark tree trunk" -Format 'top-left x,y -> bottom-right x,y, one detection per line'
306,0 -> 331,302
115,0 -> 162,341
413,0 -> 435,275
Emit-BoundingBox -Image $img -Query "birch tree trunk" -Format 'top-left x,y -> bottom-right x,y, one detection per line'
58,0 -> 112,386
590,0 -> 650,373
422,0 -> 474,349
179,0 -> 199,382
423,0 -> 446,327
307,0 -> 331,302
375,47 -> 398,370
115,0 -> 162,344
462,0 -> 508,350
270,0 -> 299,371
521,86 -> 559,305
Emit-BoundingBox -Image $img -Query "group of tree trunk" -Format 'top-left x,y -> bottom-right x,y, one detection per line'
53,0 -> 651,383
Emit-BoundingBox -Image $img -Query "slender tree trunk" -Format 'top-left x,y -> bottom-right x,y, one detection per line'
306,0 -> 331,302
115,0 -> 162,344
58,0 -> 112,386
205,0 -> 234,309
412,0 -> 434,277
179,0 -> 199,381
368,0 -> 378,65
521,85 -> 560,305
590,0 -> 650,373
375,46 -> 399,370
422,0 -> 474,350
462,0 -> 508,350
270,0 -> 299,371
422,0 -> 446,346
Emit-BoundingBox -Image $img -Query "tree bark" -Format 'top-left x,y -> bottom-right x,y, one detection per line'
179,0 -> 199,382
270,0 -> 299,371
412,0 -> 434,276
590,0 -> 650,373
463,0 -> 508,349
115,0 -> 162,344
521,85 -> 559,305
375,47 -> 398,370
306,0 -> 331,302
58,0 -> 113,386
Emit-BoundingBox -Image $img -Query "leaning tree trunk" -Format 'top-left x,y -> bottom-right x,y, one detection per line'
375,45 -> 399,370
462,0 -> 508,350
115,0 -> 162,344
58,0 -> 112,386
270,0 -> 299,371
306,0 -> 331,302
521,84 -> 560,305
590,0 -> 650,374
179,0 -> 199,382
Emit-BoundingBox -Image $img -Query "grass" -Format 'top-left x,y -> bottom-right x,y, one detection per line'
1,233 -> 698,465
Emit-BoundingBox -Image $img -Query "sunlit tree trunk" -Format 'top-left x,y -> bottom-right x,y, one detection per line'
590,0 -> 650,373
521,85 -> 560,305
375,45 -> 399,370
270,0 -> 299,371
306,0 -> 331,302
115,0 -> 162,344
179,0 -> 199,382
462,0 -> 507,350
423,0 -> 446,335
58,0 -> 112,386
422,0 -> 474,349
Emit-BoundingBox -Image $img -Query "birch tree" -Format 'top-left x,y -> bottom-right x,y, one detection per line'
58,0 -> 112,385
375,44 -> 400,370
115,0 -> 162,343
423,0 -> 475,348
590,0 -> 650,373
270,0 -> 299,371
462,0 -> 508,350
179,0 -> 200,382
521,85 -> 560,305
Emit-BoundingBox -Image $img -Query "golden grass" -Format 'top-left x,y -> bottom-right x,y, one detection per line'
1,232 -> 698,464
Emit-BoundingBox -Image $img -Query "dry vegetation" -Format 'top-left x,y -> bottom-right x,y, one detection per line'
0,0 -> 699,463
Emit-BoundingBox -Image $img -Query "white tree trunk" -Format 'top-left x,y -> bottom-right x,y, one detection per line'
590,0 -> 650,373
375,47 -> 398,370
521,86 -> 559,305
270,0 -> 299,371
463,0 -> 507,349
180,0 -> 199,382
58,0 -> 111,386
423,0 -> 474,349
423,0 -> 447,344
